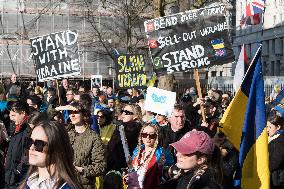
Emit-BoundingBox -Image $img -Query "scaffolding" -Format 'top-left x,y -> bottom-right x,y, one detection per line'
0,0 -> 152,80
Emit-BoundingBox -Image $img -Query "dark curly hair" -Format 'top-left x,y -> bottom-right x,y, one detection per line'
268,110 -> 284,129
70,101 -> 92,126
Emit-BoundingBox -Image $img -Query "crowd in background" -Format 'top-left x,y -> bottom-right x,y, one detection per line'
0,74 -> 284,189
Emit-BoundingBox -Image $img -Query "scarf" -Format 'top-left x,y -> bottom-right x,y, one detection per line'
14,115 -> 29,134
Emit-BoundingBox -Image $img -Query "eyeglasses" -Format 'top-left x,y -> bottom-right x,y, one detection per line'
66,93 -> 74,96
121,110 -> 134,115
97,115 -> 104,118
25,138 -> 48,153
141,133 -> 157,139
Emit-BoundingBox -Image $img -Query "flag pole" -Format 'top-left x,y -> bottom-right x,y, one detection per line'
56,79 -> 61,105
193,69 -> 206,122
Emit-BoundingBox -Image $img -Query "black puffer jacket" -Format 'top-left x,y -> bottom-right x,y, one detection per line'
4,122 -> 30,188
159,121 -> 193,161
106,121 -> 142,172
269,133 -> 284,189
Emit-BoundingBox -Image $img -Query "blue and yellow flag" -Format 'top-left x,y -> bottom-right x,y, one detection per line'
147,73 -> 157,87
220,46 -> 269,189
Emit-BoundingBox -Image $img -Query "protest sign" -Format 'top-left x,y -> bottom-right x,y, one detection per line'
115,54 -> 147,89
144,87 -> 176,116
91,75 -> 103,89
144,4 -> 234,74
30,30 -> 81,81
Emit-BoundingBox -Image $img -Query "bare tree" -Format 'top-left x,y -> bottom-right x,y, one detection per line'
78,0 -> 154,61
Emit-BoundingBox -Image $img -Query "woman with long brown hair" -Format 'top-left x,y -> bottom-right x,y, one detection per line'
20,120 -> 82,189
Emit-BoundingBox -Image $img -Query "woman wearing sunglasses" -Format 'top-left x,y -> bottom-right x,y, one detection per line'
19,120 -> 82,189
107,104 -> 143,172
67,102 -> 106,189
125,124 -> 174,189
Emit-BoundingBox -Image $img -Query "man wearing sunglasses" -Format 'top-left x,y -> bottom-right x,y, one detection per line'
5,101 -> 30,189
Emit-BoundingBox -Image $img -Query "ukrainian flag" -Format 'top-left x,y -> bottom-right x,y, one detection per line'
220,46 -> 269,189
147,73 -> 157,87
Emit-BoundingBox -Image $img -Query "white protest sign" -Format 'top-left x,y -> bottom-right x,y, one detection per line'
144,87 -> 176,116
91,75 -> 102,89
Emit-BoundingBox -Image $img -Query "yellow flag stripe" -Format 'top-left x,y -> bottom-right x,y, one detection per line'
241,129 -> 270,189
220,89 -> 248,150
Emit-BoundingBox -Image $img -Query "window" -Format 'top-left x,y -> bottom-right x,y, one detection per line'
220,71 -> 223,77
281,38 -> 283,53
262,61 -> 266,75
272,39 -> 276,54
271,61 -> 275,76
247,44 -> 251,59
211,71 -> 217,77
276,60 -> 281,76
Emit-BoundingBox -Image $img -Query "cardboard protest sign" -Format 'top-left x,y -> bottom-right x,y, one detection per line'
144,87 -> 176,116
91,75 -> 103,89
30,30 -> 81,82
144,4 -> 234,74
115,54 -> 147,89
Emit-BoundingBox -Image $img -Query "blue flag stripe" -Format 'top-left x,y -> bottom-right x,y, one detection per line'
240,49 -> 260,97
237,46 -> 267,187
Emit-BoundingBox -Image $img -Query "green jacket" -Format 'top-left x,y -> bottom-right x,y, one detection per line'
68,126 -> 106,189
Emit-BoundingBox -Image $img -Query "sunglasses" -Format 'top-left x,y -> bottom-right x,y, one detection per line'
121,110 -> 134,115
69,110 -> 80,114
25,138 -> 48,153
141,133 -> 157,139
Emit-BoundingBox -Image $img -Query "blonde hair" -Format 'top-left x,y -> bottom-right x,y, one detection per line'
125,104 -> 142,122
34,86 -> 43,95
135,124 -> 160,169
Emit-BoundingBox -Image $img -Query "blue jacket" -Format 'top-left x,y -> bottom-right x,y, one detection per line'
0,101 -> 7,112
132,145 -> 174,166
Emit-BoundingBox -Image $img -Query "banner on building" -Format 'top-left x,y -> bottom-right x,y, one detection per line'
91,75 -> 103,89
30,30 -> 81,82
115,54 -> 147,89
144,4 -> 234,74
144,87 -> 176,116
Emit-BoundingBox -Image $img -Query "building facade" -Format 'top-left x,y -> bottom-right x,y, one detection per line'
208,0 -> 284,91
0,0 -> 151,82
234,0 -> 284,76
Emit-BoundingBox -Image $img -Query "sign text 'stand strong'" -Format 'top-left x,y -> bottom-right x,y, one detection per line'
116,54 -> 147,89
144,4 -> 235,74
30,30 -> 81,81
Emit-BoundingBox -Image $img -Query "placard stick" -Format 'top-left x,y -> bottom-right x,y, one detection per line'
56,79 -> 61,105
193,69 -> 206,122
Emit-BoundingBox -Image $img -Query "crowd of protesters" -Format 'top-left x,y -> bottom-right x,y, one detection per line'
0,74 -> 284,189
